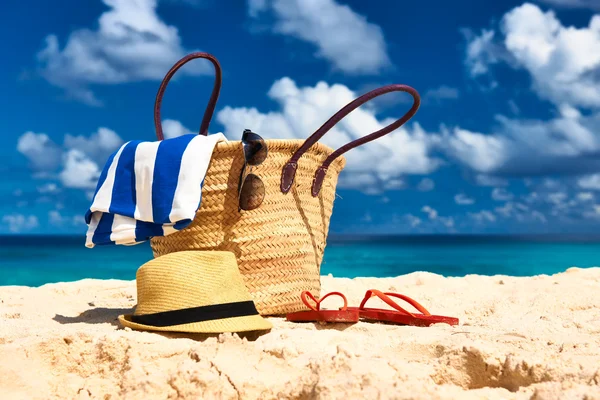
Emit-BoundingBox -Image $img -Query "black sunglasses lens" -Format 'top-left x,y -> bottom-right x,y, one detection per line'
239,173 -> 265,211
242,130 -> 267,166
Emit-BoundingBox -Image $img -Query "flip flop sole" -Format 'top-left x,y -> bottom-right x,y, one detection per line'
286,309 -> 359,323
347,307 -> 459,327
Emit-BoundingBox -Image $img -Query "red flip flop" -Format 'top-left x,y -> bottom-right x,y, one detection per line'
286,291 -> 359,323
348,289 -> 459,327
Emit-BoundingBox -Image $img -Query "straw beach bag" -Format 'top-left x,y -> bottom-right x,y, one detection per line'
150,53 -> 421,315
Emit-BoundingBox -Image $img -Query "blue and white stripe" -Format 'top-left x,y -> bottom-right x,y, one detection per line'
85,133 -> 226,248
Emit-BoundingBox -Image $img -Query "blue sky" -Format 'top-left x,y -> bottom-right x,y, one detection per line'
2,0 -> 600,235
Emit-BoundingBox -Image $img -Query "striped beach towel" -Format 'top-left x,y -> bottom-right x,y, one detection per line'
85,133 -> 226,248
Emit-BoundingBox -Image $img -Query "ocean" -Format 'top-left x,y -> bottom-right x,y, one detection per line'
0,235 -> 599,287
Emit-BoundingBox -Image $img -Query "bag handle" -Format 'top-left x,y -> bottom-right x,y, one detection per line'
154,52 -> 222,140
280,84 -> 421,196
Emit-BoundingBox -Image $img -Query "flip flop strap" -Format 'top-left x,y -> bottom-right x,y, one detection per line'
300,291 -> 349,311
359,290 -> 431,317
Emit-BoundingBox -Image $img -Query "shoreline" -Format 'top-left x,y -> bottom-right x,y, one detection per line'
1,267 -> 599,399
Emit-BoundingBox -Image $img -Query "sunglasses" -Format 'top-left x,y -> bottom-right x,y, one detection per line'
238,129 -> 267,211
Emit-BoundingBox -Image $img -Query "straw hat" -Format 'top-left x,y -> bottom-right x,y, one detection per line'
119,251 -> 272,333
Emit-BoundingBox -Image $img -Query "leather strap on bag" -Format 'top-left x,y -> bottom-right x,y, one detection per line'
154,52 -> 222,140
280,84 -> 421,197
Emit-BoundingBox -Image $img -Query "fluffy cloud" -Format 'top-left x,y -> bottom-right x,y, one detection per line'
423,85 -> 460,104
248,0 -> 390,74
442,127 -> 509,174
418,206 -> 454,229
161,119 -> 194,139
577,191 -> 595,201
417,178 -> 435,191
64,127 -> 123,165
463,29 -> 510,78
37,183 -> 60,194
217,77 -> 440,193
2,214 -> 39,233
36,0 -> 207,105
17,132 -> 62,171
17,128 -> 124,190
454,193 -> 475,205
440,108 -> 600,177
578,173 -> 600,190
49,210 -> 84,227
59,150 -> 101,189
492,188 -> 515,201
421,205 -> 438,220
440,217 -> 455,228
469,210 -> 497,223
404,214 -> 422,228
455,3 -> 600,179
465,3 -> 600,109
475,174 -> 508,187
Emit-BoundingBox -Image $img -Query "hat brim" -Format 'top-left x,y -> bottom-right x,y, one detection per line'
118,313 -> 273,334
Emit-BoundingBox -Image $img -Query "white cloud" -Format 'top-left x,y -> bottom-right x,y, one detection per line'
454,193 -> 475,205
49,210 -> 85,227
406,210 -> 454,230
440,111 -> 600,176
49,210 -> 62,225
492,200 -> 548,223
384,179 -> 405,190
547,191 -> 568,204
577,192 -> 595,201
439,216 -> 455,228
443,127 -> 509,173
404,214 -> 422,228
64,127 -> 124,164
36,0 -> 207,105
37,183 -> 60,194
248,0 -> 390,74
463,29 -> 511,78
578,173 -> 600,190
417,178 -> 435,191
495,202 -> 519,217
492,188 -> 514,201
538,0 -> 600,10
216,77 -> 440,193
469,210 -> 497,223
456,4 -> 600,178
475,174 -> 508,187
17,132 -> 62,171
161,119 -> 194,139
465,3 -> 600,109
423,85 -> 459,103
421,205 -> 438,220
59,150 -> 101,189
18,128 -> 124,191
2,214 -> 39,233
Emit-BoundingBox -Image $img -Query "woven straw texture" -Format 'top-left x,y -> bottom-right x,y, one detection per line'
119,251 -> 272,333
150,139 -> 346,315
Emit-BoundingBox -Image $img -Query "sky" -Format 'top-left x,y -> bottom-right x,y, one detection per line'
2,0 -> 600,235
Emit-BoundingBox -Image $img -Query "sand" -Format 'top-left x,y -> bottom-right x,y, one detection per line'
1,267 -> 599,399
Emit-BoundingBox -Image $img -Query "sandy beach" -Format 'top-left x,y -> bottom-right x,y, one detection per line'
1,267 -> 599,399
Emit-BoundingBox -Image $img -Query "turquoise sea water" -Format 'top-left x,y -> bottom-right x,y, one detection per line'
0,235 -> 599,287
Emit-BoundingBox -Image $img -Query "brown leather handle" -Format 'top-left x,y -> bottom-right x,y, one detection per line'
280,84 -> 421,196
154,52 -> 222,140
